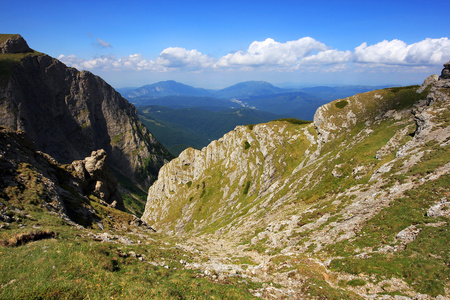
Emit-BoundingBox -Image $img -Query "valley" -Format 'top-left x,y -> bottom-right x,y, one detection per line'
1,34 -> 449,299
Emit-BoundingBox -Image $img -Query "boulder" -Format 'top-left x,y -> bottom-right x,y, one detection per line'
440,61 -> 450,80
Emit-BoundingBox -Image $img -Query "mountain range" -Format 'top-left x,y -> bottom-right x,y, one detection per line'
1,34 -> 449,299
118,80 -> 391,103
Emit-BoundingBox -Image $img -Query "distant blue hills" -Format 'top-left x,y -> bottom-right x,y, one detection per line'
118,80 -> 392,111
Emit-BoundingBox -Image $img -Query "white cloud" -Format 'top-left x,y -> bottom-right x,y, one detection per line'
59,54 -> 120,70
300,49 -> 352,65
59,47 -> 213,72
155,47 -> 214,70
405,38 -> 450,65
96,38 -> 112,48
217,37 -> 328,68
354,38 -> 450,65
59,37 -> 450,75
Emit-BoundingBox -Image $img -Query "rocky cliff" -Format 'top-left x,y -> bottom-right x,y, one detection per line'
142,63 -> 450,298
0,34 -> 172,187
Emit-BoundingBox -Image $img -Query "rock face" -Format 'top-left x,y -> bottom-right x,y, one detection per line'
0,127 -> 124,226
0,34 -> 171,186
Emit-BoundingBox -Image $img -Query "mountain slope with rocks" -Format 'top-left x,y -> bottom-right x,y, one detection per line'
142,63 -> 450,299
0,34 -> 172,188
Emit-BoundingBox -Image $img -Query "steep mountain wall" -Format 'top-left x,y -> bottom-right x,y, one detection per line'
0,34 -> 172,186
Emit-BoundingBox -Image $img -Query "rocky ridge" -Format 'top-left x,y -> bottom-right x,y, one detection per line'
142,62 -> 450,299
0,34 -> 172,187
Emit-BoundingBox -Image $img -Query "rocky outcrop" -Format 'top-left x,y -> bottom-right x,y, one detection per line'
70,149 -> 124,210
0,34 -> 32,54
0,34 -> 171,186
0,127 -> 124,227
440,61 -> 450,79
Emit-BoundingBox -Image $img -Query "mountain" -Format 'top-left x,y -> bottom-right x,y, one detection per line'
138,106 -> 285,156
142,65 -> 450,298
0,34 -> 172,188
119,80 -> 388,121
213,81 -> 287,99
0,127 -> 126,220
118,80 -> 213,99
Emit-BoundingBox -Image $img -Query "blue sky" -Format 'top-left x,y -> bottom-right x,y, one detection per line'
2,0 -> 450,88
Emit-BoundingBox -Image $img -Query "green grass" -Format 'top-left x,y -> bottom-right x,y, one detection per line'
272,118 -> 312,125
328,175 -> 450,296
0,232 -> 260,299
0,34 -> 19,44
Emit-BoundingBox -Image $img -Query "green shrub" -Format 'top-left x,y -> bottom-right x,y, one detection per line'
335,100 -> 349,109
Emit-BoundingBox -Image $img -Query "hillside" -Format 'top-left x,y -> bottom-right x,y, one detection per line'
0,34 -> 172,190
138,106 -> 284,156
142,64 -> 450,298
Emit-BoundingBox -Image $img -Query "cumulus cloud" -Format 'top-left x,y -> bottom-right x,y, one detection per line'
156,47 -> 215,69
217,37 -> 328,68
96,38 -> 112,48
59,54 -> 119,70
301,49 -> 352,65
354,38 -> 450,65
59,47 -> 213,72
59,37 -> 450,74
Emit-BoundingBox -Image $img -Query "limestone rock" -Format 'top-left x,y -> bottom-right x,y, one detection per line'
440,61 -> 450,80
70,149 -> 124,210
0,34 -> 32,54
416,74 -> 438,93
